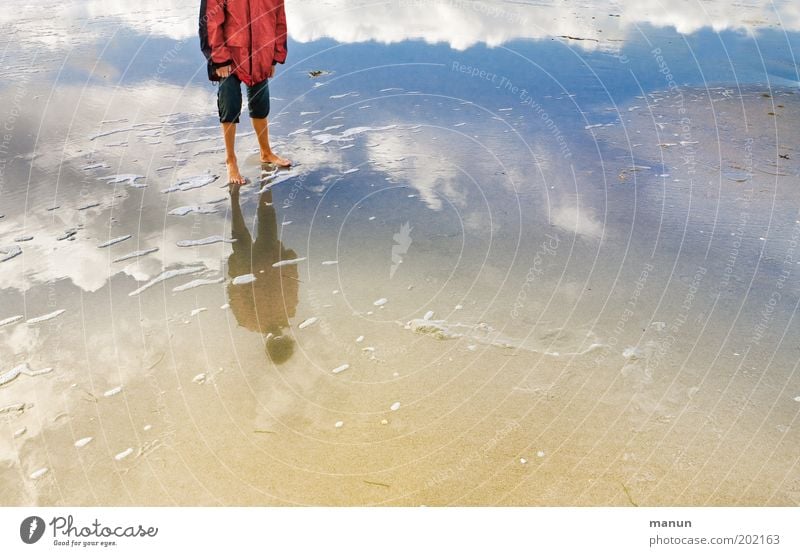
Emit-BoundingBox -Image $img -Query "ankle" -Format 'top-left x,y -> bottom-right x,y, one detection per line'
226,157 -> 238,165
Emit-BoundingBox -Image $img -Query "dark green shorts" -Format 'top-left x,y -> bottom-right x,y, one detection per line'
217,74 -> 270,123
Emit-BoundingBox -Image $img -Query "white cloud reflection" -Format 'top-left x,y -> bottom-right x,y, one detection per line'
1,0 -> 797,50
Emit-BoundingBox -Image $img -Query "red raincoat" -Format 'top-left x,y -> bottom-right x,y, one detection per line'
199,0 -> 288,86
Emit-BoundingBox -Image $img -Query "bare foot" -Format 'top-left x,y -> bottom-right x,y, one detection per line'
260,152 -> 292,167
226,159 -> 247,185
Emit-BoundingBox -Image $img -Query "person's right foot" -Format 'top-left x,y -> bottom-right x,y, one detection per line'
226,159 -> 247,185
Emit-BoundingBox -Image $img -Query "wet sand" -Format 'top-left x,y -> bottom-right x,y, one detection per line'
1,1 -> 799,506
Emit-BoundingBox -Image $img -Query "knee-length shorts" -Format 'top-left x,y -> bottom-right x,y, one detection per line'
217,74 -> 270,123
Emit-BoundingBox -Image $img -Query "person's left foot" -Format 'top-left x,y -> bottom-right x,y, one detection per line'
261,152 -> 292,167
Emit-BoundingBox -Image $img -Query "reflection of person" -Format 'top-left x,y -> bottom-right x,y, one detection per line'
227,185 -> 299,364
199,0 -> 291,186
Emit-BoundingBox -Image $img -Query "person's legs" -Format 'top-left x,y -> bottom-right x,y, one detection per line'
218,74 -> 247,184
247,79 -> 291,167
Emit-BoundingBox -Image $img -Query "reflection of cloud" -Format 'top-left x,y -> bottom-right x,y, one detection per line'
288,0 -> 800,50
2,0 -> 798,50
621,0 -> 800,35
0,0 -> 196,47
551,202 -> 604,240
0,226 -> 230,295
306,0 -> 800,46
3,325 -> 42,357
366,133 -> 461,210
289,0 -> 618,50
121,256 -> 169,283
280,131 -> 344,170
0,81 -> 225,295
17,82 -> 214,170
463,210 -> 499,235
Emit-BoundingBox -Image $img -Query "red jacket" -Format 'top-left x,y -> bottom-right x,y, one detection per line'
199,0 -> 288,86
